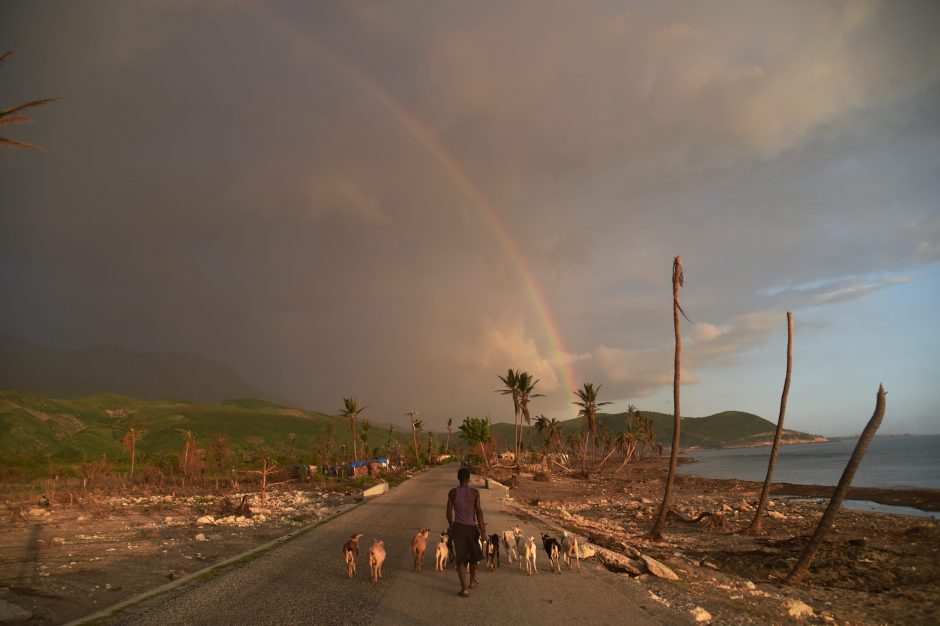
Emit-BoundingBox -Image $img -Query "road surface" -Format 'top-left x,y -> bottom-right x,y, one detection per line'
95,465 -> 684,625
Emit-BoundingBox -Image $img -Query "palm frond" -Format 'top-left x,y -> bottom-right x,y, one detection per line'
0,114 -> 32,128
1,97 -> 60,118
0,136 -> 44,151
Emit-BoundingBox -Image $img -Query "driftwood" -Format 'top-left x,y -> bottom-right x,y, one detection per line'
666,508 -> 729,531
550,459 -> 574,474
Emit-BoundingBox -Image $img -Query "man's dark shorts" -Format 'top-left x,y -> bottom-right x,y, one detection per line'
450,522 -> 483,565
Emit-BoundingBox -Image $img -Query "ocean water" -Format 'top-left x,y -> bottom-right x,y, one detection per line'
679,434 -> 940,518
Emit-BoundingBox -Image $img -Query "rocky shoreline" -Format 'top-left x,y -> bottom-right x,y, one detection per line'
500,459 -> 940,625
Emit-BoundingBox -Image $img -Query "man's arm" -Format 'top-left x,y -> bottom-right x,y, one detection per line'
473,489 -> 486,535
446,488 -> 455,527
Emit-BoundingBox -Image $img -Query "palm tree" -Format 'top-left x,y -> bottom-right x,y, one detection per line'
573,382 -> 612,471
458,416 -> 493,470
339,397 -> 367,462
787,385 -> 887,584
650,255 -> 688,540
445,418 -> 453,453
1,51 -> 59,151
516,371 -> 543,459
360,420 -> 371,460
496,369 -> 522,461
747,311 -> 794,535
613,429 -> 639,473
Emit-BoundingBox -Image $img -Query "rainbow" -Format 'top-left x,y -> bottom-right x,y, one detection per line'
255,9 -> 579,411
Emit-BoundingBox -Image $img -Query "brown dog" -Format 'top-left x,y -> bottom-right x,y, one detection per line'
343,533 -> 363,579
411,528 -> 431,571
369,539 -> 386,583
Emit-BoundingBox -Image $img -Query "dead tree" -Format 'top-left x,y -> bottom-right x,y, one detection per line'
649,256 -> 687,541
746,311 -> 794,535
786,385 -> 887,584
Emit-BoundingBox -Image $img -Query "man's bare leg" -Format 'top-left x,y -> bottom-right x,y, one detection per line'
469,561 -> 478,588
457,562 -> 469,597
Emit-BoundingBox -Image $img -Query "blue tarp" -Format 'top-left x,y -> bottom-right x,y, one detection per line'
348,458 -> 389,468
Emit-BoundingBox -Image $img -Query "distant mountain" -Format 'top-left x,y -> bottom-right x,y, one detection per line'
0,335 -> 274,404
490,409 -> 823,450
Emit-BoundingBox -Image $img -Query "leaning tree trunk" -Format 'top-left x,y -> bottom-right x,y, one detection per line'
650,256 -> 684,540
747,311 -> 794,534
786,385 -> 887,584
479,441 -> 490,470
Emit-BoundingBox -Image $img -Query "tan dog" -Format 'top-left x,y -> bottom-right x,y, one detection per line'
435,534 -> 449,571
411,528 -> 431,571
343,533 -> 363,579
369,539 -> 386,583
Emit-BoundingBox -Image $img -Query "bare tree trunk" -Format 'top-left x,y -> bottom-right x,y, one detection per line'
650,256 -> 684,540
351,419 -> 359,462
479,442 -> 490,470
747,311 -> 793,534
786,385 -> 887,584
261,457 -> 268,506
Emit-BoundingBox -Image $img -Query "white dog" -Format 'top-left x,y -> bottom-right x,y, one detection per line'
435,535 -> 449,572
523,536 -> 539,576
561,531 -> 581,572
502,526 -> 522,564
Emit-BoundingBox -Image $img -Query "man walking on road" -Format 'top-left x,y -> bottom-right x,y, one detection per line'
446,467 -> 486,597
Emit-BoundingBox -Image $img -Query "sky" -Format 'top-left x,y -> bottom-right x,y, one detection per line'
2,1 -> 939,436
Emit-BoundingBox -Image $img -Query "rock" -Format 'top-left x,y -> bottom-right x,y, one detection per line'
51,537 -> 65,546
595,547 -> 644,575
167,569 -> 187,581
196,516 -> 215,526
721,503 -> 733,512
738,500 -> 754,512
38,495 -> 50,507
0,598 -> 32,622
578,543 -> 596,559
691,607 -> 712,623
768,511 -> 787,521
786,599 -> 814,619
641,555 -> 679,580
744,581 -> 756,590
27,508 -> 49,517
195,533 -> 207,542
164,516 -> 174,524
208,533 -> 224,541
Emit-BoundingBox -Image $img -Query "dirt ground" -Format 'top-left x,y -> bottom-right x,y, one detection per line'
2,463 -> 937,625
500,459 -> 940,625
0,483 -> 360,625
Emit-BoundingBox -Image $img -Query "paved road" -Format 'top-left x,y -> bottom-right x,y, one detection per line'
96,466 -> 683,625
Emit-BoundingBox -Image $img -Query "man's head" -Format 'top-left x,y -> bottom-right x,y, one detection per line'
457,467 -> 470,483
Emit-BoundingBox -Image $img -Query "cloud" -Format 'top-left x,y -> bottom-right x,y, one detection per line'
306,174 -> 390,225
453,317 -> 561,393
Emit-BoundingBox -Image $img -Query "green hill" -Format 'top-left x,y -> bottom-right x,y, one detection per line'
490,409 -> 822,451
0,390 -> 413,473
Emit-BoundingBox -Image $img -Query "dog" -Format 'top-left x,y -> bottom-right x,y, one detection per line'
561,530 -> 581,572
343,533 -> 363,579
369,539 -> 386,583
485,533 -> 500,570
523,536 -> 539,575
435,533 -> 449,571
412,528 -> 431,571
502,526 -> 522,565
515,533 -> 528,570
542,533 -> 562,574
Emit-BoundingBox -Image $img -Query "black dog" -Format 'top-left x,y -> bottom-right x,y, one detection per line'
542,533 -> 562,574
